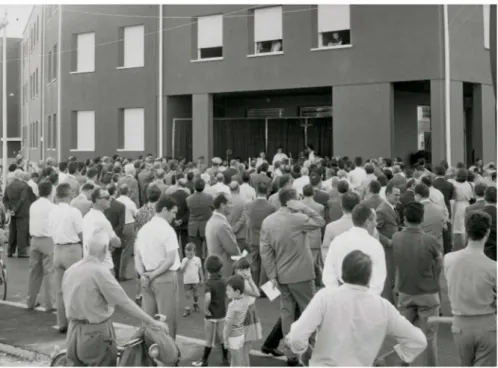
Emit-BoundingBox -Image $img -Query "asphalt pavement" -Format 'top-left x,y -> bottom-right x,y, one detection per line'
1,256 -> 461,366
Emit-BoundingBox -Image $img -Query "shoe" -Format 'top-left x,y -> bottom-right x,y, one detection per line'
183,308 -> 191,317
193,304 -> 200,313
135,296 -> 142,307
221,356 -> 229,366
7,254 -> 12,258
59,326 -> 68,334
192,360 -> 207,367
27,302 -> 41,310
286,358 -> 300,366
261,346 -> 284,357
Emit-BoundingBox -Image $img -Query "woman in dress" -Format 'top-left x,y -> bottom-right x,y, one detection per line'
451,169 -> 475,251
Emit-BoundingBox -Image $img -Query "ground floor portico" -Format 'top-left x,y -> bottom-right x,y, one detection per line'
164,80 -> 496,166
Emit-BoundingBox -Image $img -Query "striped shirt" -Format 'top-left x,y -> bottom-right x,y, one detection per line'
225,297 -> 249,338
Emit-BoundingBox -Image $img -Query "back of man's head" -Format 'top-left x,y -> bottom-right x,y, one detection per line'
369,180 -> 381,195
279,189 -> 297,207
302,184 -> 314,198
474,182 -> 488,198
337,180 -> 349,194
156,169 -> 165,179
81,182 -> 95,194
342,250 -> 372,286
68,161 -> 79,175
421,175 -> 433,187
414,183 -> 430,199
278,174 -> 292,190
484,186 -> 497,204
257,182 -> 268,196
87,167 -> 98,179
216,173 -> 224,183
341,192 -> 360,213
466,211 -> 492,241
352,203 -> 374,227
38,180 -> 53,198
309,172 -> 321,187
213,193 -> 229,210
229,181 -> 239,193
404,202 -> 424,225
194,179 -> 205,192
354,156 -> 363,167
56,183 -> 72,200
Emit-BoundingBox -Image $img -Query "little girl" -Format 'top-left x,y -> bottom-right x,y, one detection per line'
234,258 -> 263,366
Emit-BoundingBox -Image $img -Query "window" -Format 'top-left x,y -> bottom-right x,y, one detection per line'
118,108 -> 144,151
47,115 -> 52,149
72,111 -> 95,151
484,5 -> 490,49
35,121 -> 39,148
317,5 -> 351,48
35,68 -> 39,96
48,50 -> 52,81
36,16 -> 39,44
197,15 -> 223,59
52,44 -> 57,80
254,6 -> 283,54
121,25 -> 144,68
75,32 -> 95,73
52,113 -> 57,150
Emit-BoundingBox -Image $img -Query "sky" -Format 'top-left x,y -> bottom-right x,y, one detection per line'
2,5 -> 32,38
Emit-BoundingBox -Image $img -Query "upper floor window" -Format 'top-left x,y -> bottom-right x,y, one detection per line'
120,25 -> 144,68
74,32 -> 95,73
72,110 -> 95,151
254,6 -> 283,54
118,108 -> 144,151
52,44 -> 58,80
197,14 -> 223,59
318,5 -> 351,48
483,5 -> 490,49
48,50 -> 52,82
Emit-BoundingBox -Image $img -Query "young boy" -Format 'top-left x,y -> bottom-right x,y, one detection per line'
181,243 -> 203,317
224,275 -> 250,367
192,255 -> 229,367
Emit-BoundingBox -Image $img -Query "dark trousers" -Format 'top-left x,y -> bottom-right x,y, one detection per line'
263,306 -> 301,349
189,235 -> 206,260
112,247 -> 123,280
249,244 -> 268,287
176,228 -> 189,258
443,223 -> 452,254
8,216 -> 29,256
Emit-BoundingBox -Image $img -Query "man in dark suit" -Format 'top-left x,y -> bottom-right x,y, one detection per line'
390,165 -> 407,191
250,162 -> 272,192
309,172 -> 329,223
466,182 -> 488,214
170,179 -> 190,256
223,160 -> 238,185
327,180 -> 349,223
4,170 -> 36,257
137,164 -> 154,207
363,180 -> 384,211
397,178 -> 418,225
247,182 -> 276,288
433,165 -> 455,254
186,178 -> 213,260
104,183 -> 126,279
376,182 -> 401,305
482,186 -> 497,261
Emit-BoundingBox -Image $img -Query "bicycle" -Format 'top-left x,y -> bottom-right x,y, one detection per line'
0,246 -> 6,301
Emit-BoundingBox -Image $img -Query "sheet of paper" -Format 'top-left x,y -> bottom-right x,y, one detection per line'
260,281 -> 281,302
231,249 -> 248,261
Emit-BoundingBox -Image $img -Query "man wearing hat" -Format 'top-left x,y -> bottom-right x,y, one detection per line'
392,201 -> 442,367
207,157 -> 222,178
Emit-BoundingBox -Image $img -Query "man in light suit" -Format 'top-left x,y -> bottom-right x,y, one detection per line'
260,188 -> 325,366
246,182 -> 276,288
205,193 -> 240,279
226,181 -> 247,253
363,180 -> 384,211
186,179 -> 213,261
397,178 -> 418,225
414,183 -> 446,250
376,182 -> 401,305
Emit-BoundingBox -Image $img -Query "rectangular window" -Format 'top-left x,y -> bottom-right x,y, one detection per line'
52,113 -> 57,150
197,15 -> 223,59
123,25 -> 144,68
47,115 -> 52,149
73,111 -> 95,151
75,32 -> 95,73
35,68 -> 39,95
36,16 -> 39,44
317,5 -> 351,48
117,108 -> 144,151
35,121 -> 39,148
254,6 -> 283,54
52,44 -> 57,80
484,5 -> 490,49
48,50 -> 52,82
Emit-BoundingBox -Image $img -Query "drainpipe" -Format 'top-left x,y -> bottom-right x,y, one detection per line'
443,5 -> 451,166
56,4 -> 62,162
158,4 -> 163,157
40,5 -> 45,161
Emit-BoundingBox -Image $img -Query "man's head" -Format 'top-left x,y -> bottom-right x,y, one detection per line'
341,192 -> 360,214
341,250 -> 372,287
213,193 -> 231,216
385,182 -> 401,206
365,164 -> 374,175
278,175 -> 292,191
352,203 -> 376,235
91,188 -> 112,211
466,211 -> 492,242
392,165 -> 401,176
156,169 -> 165,180
260,162 -> 269,173
119,184 -> 130,197
59,162 -> 68,174
414,183 -> 430,202
279,189 -> 298,207
155,195 -> 178,224
146,184 -> 162,203
216,173 -> 224,183
229,181 -> 240,194
87,167 -> 98,181
484,186 -> 497,205
421,175 -> 433,188
301,167 -> 309,177
38,180 -> 53,199
125,166 -> 136,177
406,178 -> 418,191
86,227 -> 109,262
337,180 -> 349,195
194,179 -> 205,193
205,254 -> 223,275
474,182 -> 488,199
68,161 -> 79,175
81,182 -> 95,200
369,180 -> 381,195
56,183 -> 72,203
257,182 -> 268,197
434,165 -> 446,177
302,184 -> 315,198
354,156 -> 363,168
242,172 -> 250,184
404,202 -> 424,226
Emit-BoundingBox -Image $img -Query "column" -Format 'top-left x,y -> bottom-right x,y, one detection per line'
472,84 -> 484,161
480,84 -> 497,164
192,93 -> 213,161
449,81 -> 465,165
165,95 -> 193,159
430,80 -> 446,165
333,83 -> 394,159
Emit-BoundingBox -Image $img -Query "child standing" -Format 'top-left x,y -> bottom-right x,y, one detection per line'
181,243 -> 203,317
234,258 -> 263,366
192,255 -> 229,367
224,274 -> 250,367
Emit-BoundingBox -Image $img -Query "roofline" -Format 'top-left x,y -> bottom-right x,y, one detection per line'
22,4 -> 37,36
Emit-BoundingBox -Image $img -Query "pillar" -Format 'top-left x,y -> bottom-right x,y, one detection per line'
192,93 -> 213,161
431,80 -> 446,165
164,96 -> 192,158
472,84 -> 484,162
333,83 -> 394,159
480,84 -> 497,164
449,81 -> 465,165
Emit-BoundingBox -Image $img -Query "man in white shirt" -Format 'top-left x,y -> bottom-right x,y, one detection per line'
292,167 -> 310,197
82,188 -> 122,274
239,172 -> 256,203
135,195 -> 181,339
48,183 -> 85,333
70,182 -> 95,217
205,173 -> 230,198
287,249 -> 427,366
27,172 -> 39,198
348,156 -> 368,189
421,175 -> 449,221
116,184 -> 138,281
272,147 -> 289,166
27,179 -> 56,311
323,203 -> 387,295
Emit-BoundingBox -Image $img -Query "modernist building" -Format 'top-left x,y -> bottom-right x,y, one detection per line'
21,4 -> 496,166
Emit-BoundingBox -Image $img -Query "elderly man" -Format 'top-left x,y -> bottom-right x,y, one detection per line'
226,181 -> 247,253
206,173 -> 230,198
292,167 -> 310,197
63,227 -> 168,366
287,250 -> 427,366
70,182 -> 95,217
118,166 -> 140,208
260,189 -> 325,366
205,193 -> 240,278
135,195 -> 182,339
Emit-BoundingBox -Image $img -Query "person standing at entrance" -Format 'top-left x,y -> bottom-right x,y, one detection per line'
135,195 -> 182,339
116,184 -> 138,281
48,183 -> 84,333
27,180 -> 56,311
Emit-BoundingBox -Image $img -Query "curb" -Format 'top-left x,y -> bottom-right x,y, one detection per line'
0,342 -> 50,362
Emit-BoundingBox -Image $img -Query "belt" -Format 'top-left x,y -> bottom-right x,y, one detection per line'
71,316 -> 111,325
55,242 -> 81,246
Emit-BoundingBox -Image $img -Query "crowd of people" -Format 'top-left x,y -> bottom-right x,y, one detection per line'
0,146 -> 496,367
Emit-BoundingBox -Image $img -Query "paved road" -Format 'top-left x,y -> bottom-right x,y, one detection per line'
0,353 -> 48,366
3,256 -> 461,366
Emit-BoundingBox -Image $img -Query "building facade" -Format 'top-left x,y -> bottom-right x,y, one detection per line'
21,4 -> 496,166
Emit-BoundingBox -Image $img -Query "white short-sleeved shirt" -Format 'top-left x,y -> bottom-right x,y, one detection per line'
135,216 -> 181,272
182,256 -> 202,284
49,203 -> 83,245
82,209 -> 116,269
117,195 -> 138,224
30,198 -> 56,237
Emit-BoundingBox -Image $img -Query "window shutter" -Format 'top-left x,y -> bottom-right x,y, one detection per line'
198,15 -> 223,49
124,108 -> 144,151
77,32 -> 95,72
318,5 -> 350,33
124,25 -> 144,67
76,111 -> 95,151
254,7 -> 283,42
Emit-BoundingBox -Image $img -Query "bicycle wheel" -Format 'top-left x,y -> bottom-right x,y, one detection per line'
0,263 -> 6,301
50,351 -> 68,366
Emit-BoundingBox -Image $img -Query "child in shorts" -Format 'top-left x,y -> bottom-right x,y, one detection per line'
224,274 -> 250,367
181,243 -> 203,317
192,255 -> 228,367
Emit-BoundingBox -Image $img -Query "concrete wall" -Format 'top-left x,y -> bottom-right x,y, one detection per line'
480,83 -> 497,163
333,83 -> 393,158
192,94 -> 213,160
163,5 -> 443,95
